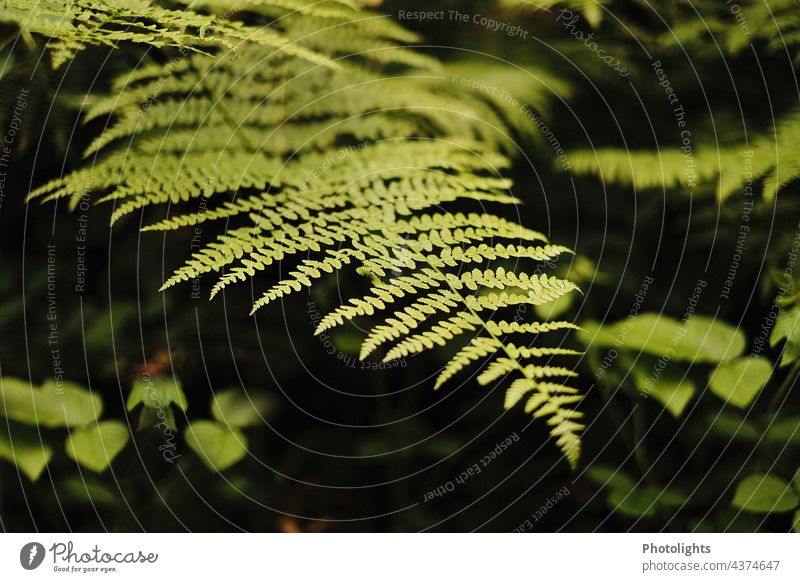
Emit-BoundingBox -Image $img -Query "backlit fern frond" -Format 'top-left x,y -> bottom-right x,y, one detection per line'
435,336 -> 584,466
21,0 -> 585,466
655,0 -> 800,59
2,0 -> 334,68
571,106 -> 800,201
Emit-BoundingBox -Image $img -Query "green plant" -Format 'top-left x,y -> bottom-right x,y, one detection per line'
578,312 -> 799,529
732,473 -> 800,533
570,112 -> 800,202
579,312 -> 773,415
3,0 -> 800,533
556,0 -> 800,203
0,376 -> 127,478
6,0 -> 585,466
185,387 -> 276,472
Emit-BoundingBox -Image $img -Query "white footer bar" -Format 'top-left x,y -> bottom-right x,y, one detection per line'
1,533 -> 796,580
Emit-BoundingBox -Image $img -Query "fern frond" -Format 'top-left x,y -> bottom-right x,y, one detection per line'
437,337 -> 584,466
2,0 -> 330,68
477,350 -> 582,385
435,337 -> 505,389
315,270 -> 577,332
571,106 -> 800,201
18,0 -> 585,467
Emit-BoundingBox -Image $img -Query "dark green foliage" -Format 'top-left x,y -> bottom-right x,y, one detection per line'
1,0 -> 800,532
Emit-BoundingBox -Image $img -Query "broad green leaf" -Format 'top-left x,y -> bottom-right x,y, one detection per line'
732,474 -> 799,513
578,320 -> 623,347
649,379 -> 695,417
708,357 -> 772,408
1,378 -> 102,428
579,314 -> 745,363
631,360 -> 695,417
587,466 -> 635,491
39,381 -> 103,427
658,488 -> 688,507
0,424 -> 53,481
63,476 -> 118,507
609,487 -> 658,517
591,461 -> 689,518
535,293 -> 573,321
794,509 -> 800,533
567,255 -> 601,283
0,378 -> 37,424
609,486 -> 686,518
766,415 -> 800,445
708,412 -> 760,442
65,421 -> 129,473
770,307 -> 800,366
127,375 -> 188,412
662,314 -> 745,361
127,376 -> 187,431
185,420 -> 248,472
211,389 -> 275,428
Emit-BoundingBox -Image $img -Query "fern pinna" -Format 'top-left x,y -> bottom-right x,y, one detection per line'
22,0 -> 585,466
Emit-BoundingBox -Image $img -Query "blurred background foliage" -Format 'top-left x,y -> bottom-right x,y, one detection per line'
1,0 -> 799,531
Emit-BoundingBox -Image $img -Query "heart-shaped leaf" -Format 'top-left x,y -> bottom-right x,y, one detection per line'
63,475 -> 118,507
211,389 -> 275,428
185,420 -> 247,472
709,357 -> 772,408
770,307 -> 800,366
0,424 -> 53,481
587,466 -> 635,491
707,412 -> 760,442
65,421 -> 129,473
608,486 -> 686,518
630,359 -> 695,417
732,474 -> 799,513
579,314 -> 745,363
766,415 -> 800,444
1,377 -> 102,428
535,293 -> 574,321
